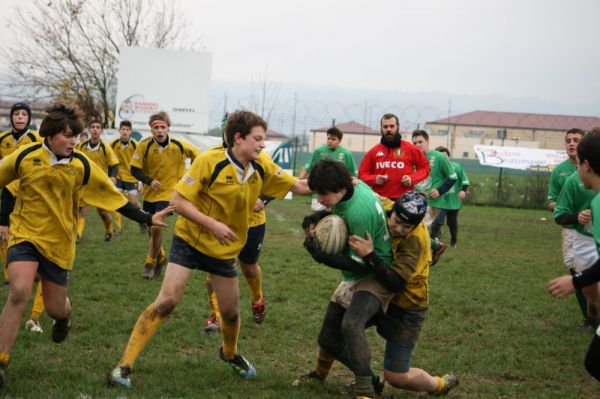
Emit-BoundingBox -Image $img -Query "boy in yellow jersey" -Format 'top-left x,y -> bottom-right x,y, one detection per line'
0,104 -> 172,389
0,102 -> 46,333
130,111 -> 200,280
111,120 -> 142,233
107,110 -> 312,387
349,192 -> 458,397
76,119 -> 120,242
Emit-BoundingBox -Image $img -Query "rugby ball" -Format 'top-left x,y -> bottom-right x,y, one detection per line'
315,215 -> 348,255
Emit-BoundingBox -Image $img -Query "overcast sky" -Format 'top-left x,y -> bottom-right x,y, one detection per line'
1,0 -> 599,119
183,0 -> 600,106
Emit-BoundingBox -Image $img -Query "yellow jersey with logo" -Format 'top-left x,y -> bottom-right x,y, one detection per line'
111,138 -> 139,183
173,147 -> 296,259
130,137 -> 200,202
0,129 -> 41,196
0,142 -> 128,269
389,222 -> 431,310
76,139 -> 119,175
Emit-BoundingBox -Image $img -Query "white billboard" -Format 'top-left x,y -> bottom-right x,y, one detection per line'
115,47 -> 212,134
474,145 -> 567,171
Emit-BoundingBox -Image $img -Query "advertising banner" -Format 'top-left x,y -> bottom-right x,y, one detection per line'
473,145 -> 567,171
115,47 -> 212,134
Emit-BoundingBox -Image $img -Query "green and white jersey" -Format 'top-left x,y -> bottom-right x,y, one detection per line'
436,161 -> 470,210
415,150 -> 457,208
304,145 -> 357,176
554,173 -> 595,236
547,158 -> 576,205
592,193 -> 600,255
333,181 -> 393,281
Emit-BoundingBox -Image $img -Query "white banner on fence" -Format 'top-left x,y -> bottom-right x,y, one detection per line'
473,145 -> 567,171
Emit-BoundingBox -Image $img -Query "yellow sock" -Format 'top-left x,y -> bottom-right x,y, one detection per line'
0,242 -> 8,281
30,282 -> 45,321
114,213 -> 122,230
158,247 -> 166,261
103,217 -> 113,234
0,352 -> 9,367
244,267 -> 263,304
77,217 -> 86,237
315,347 -> 335,378
435,376 -> 445,393
119,303 -> 166,368
206,276 -> 221,320
220,316 -> 240,359
145,255 -> 156,267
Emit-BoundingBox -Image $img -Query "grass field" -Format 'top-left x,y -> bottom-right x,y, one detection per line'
0,195 -> 597,398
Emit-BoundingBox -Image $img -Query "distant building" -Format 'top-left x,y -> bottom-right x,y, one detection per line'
266,128 -> 289,142
426,110 -> 600,159
308,121 -> 383,153
0,100 -> 47,131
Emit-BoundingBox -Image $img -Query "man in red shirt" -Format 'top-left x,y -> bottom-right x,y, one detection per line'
359,114 -> 430,200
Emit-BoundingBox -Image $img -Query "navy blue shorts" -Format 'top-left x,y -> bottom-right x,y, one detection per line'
238,223 -> 265,264
374,305 -> 427,372
116,179 -> 138,192
7,241 -> 70,286
143,201 -> 170,215
169,235 -> 237,278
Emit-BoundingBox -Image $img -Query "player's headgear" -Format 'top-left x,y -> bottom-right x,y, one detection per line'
392,191 -> 427,225
10,101 -> 32,133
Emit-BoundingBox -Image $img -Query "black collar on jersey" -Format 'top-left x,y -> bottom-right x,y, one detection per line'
120,138 -> 130,145
11,129 -> 28,141
338,185 -> 355,203
154,136 -> 170,148
380,133 -> 402,149
44,138 -> 74,161
227,148 -> 244,170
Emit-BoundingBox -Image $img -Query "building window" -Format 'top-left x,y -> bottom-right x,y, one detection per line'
497,129 -> 506,139
462,152 -> 469,158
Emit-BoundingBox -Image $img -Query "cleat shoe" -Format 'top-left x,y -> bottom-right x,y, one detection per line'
104,233 -> 112,242
51,318 -> 70,343
432,373 -> 459,396
0,365 -> 5,390
114,226 -> 122,235
252,297 -> 267,324
25,319 -> 44,333
204,316 -> 220,333
293,370 -> 325,386
431,241 -> 447,267
107,365 -> 132,388
76,235 -> 82,244
342,376 -> 384,396
219,347 -> 256,379
142,264 -> 155,280
155,254 -> 168,279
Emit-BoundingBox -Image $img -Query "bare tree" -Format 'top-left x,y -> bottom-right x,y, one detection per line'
2,0 -> 198,126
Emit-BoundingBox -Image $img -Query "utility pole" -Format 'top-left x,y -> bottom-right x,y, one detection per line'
291,92 -> 298,175
497,127 -> 507,202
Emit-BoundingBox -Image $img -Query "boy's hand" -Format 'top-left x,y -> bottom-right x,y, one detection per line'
348,231 -> 374,258
547,275 -> 575,299
150,205 -> 176,228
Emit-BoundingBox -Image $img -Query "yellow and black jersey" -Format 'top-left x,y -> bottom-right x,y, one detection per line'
111,138 -> 139,183
173,147 -> 296,259
0,129 -> 41,196
76,139 -> 119,175
0,141 -> 128,270
389,222 -> 431,310
130,136 -> 200,202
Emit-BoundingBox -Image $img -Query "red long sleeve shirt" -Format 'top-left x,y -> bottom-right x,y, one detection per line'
358,140 -> 430,199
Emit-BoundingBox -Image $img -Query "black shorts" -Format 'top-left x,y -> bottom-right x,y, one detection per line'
374,305 -> 427,348
7,241 -> 70,286
238,223 -> 265,264
116,179 -> 138,191
143,201 -> 170,215
169,235 -> 237,278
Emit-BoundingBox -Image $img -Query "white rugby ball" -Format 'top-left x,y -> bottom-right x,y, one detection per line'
315,215 -> 348,255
